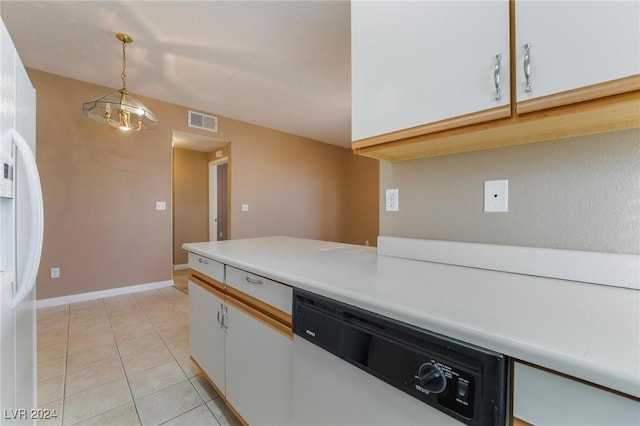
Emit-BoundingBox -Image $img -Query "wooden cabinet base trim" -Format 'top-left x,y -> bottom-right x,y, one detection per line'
517,75 -> 640,115
353,90 -> 640,162
190,356 -> 249,426
352,106 -> 512,150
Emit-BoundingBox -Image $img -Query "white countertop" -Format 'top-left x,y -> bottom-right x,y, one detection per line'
183,236 -> 640,398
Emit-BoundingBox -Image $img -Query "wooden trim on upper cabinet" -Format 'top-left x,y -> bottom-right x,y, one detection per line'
351,106 -> 512,150
225,294 -> 294,340
353,90 -> 640,162
517,75 -> 640,114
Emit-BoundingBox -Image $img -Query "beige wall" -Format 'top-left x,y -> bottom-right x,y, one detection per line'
171,132 -> 380,264
227,124 -> 349,241
343,153 -> 379,246
172,148 -> 209,265
32,69 -> 379,299
380,129 -> 640,254
30,69 -> 223,299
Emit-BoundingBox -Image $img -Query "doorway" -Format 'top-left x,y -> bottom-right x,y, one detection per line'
171,130 -> 230,268
209,159 -> 228,241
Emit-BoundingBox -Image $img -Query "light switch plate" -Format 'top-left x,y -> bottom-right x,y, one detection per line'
241,204 -> 249,212
484,180 -> 508,212
156,201 -> 166,211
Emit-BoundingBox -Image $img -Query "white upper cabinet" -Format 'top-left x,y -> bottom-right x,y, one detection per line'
351,0 -> 510,142
515,0 -> 640,107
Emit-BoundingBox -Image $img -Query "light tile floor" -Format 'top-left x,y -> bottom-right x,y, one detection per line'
36,280 -> 241,426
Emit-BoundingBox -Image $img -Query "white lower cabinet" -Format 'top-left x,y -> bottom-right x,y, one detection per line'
513,362 -> 640,426
188,279 -> 226,395
225,302 -> 292,426
188,265 -> 293,425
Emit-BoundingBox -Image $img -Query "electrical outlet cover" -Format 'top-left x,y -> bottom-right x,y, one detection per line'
484,180 -> 508,212
386,188 -> 399,212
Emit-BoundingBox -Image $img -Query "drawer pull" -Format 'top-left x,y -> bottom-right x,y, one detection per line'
245,276 -> 263,285
198,257 -> 209,265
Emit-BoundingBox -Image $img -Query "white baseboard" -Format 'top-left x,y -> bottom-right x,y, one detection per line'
36,280 -> 174,309
173,264 -> 189,271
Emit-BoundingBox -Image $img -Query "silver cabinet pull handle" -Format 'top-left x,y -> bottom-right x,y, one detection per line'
494,54 -> 502,101
245,276 -> 263,285
223,306 -> 229,333
216,303 -> 224,328
524,43 -> 532,93
198,258 -> 209,265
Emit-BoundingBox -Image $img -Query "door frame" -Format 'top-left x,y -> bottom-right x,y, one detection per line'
209,157 -> 228,241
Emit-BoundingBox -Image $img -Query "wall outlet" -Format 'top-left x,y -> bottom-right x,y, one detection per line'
241,204 -> 249,212
484,180 -> 508,212
51,267 -> 60,279
156,201 -> 166,211
385,189 -> 399,212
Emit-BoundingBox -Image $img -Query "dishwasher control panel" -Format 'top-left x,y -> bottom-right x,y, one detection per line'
293,289 -> 508,426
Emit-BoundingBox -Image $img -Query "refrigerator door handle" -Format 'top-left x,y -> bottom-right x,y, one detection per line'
11,128 -> 44,309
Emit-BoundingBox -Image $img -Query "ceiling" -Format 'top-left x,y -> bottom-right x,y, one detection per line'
1,0 -> 352,148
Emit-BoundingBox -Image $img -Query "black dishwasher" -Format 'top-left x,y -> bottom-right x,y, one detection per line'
293,289 -> 508,426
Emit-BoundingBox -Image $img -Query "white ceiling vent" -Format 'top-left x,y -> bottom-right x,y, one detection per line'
188,111 -> 218,132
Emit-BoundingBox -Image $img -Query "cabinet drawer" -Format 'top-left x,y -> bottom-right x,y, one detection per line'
513,362 -> 640,425
225,266 -> 292,315
188,252 -> 224,282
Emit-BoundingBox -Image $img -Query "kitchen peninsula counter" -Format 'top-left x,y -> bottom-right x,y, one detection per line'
183,236 -> 640,399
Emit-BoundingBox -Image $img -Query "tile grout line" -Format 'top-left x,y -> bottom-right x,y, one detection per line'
129,287 -> 208,423
58,304 -> 70,426
39,284 -> 209,425
130,287 -> 217,421
153,283 -> 224,423
104,296 -> 144,426
67,299 -> 120,426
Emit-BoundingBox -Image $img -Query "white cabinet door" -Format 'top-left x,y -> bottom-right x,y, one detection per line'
513,362 -> 640,425
225,302 -> 292,426
515,0 -> 640,103
188,280 -> 226,395
351,0 -> 510,141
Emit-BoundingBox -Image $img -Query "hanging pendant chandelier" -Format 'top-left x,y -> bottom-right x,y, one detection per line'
82,33 -> 158,131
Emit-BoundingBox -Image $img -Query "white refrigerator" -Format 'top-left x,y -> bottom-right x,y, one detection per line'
0,18 -> 44,425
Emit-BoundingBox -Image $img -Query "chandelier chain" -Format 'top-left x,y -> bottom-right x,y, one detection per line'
120,39 -> 127,92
